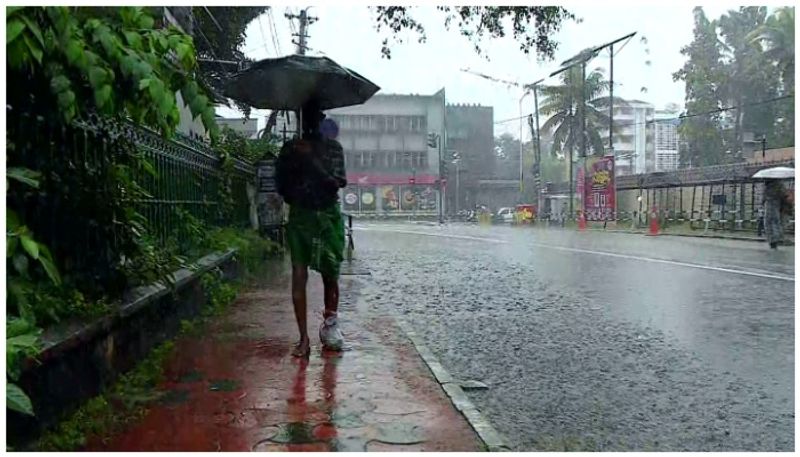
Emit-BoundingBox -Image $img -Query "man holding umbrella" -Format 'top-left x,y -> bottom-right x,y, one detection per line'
276,99 -> 347,357
224,54 -> 379,357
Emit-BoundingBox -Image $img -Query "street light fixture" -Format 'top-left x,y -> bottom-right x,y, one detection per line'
548,31 -> 637,218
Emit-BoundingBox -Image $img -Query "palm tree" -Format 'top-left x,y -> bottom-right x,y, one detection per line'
747,7 -> 795,91
539,65 -> 623,160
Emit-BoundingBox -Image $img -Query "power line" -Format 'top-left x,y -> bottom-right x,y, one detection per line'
495,94 -> 794,126
613,94 -> 794,129
268,9 -> 282,54
256,13 -> 271,56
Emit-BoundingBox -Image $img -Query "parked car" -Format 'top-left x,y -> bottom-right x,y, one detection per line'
494,207 -> 515,223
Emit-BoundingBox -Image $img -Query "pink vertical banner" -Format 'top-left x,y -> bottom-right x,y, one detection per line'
584,156 -> 616,220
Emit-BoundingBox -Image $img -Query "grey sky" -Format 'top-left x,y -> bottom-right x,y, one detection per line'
216,4 -> 740,140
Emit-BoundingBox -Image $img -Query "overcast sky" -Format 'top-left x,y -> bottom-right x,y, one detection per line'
216,3 -> 746,140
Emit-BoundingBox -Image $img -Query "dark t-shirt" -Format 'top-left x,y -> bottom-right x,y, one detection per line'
275,135 -> 347,210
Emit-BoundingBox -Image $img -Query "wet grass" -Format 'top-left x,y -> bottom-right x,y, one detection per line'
31,251 -> 278,451
34,340 -> 175,451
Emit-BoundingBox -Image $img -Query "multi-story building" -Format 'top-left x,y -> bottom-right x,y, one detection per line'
445,103 -> 494,213
327,90 -> 446,217
600,99 -> 655,176
654,109 -> 680,171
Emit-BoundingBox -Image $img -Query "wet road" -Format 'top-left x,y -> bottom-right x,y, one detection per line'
351,221 -> 795,451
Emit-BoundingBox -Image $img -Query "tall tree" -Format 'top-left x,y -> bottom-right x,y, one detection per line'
372,7 -> 575,60
748,7 -> 795,148
538,64 -> 616,159
493,133 -> 521,180
673,7 -> 727,167
718,7 -> 778,157
748,7 -> 795,91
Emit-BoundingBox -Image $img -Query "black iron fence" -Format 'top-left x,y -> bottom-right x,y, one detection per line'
7,110 -> 255,293
616,159 -> 795,190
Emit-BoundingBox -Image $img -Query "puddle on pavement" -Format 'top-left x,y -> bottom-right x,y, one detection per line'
158,389 -> 191,406
208,379 -> 240,392
178,370 -> 204,383
269,422 -> 317,444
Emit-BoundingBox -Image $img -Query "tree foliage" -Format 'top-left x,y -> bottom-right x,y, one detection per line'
372,6 -> 576,60
748,7 -> 795,91
7,6 -> 218,139
718,7 -> 780,155
747,7 -> 795,148
672,7 -> 728,167
539,65 -> 621,159
192,7 -> 269,115
674,6 -> 794,166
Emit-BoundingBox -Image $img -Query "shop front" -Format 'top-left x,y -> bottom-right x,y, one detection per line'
341,173 -> 441,218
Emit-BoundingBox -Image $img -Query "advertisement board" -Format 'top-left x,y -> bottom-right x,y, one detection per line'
342,187 -> 359,212
380,185 -> 400,212
360,188 -> 376,212
400,186 -> 417,211
583,156 -> 616,221
256,158 -> 283,228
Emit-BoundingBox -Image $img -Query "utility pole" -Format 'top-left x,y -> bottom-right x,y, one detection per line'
549,31 -> 637,221
285,7 -> 317,135
286,8 -> 317,55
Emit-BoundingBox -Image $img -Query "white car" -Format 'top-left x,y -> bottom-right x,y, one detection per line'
495,207 -> 515,223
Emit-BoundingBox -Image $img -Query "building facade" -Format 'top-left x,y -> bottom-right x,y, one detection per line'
654,109 -> 680,172
327,90 -> 446,217
445,103 -> 494,213
600,99 -> 655,176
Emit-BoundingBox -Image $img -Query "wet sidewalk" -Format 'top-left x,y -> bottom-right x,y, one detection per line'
85,261 -> 481,451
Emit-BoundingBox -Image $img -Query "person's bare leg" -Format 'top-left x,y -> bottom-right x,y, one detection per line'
322,275 -> 339,318
292,265 -> 310,357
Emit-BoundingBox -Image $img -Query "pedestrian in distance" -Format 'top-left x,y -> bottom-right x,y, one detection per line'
276,99 -> 347,357
762,179 -> 790,250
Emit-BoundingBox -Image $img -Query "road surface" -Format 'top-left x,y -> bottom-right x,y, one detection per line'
348,221 -> 794,451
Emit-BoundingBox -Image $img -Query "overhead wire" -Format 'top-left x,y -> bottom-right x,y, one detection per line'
610,94 -> 794,129
495,94 -> 794,130
268,9 -> 282,55
256,13 -> 272,56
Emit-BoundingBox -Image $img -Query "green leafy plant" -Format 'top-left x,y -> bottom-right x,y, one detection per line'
6,318 -> 42,417
7,6 -> 218,139
36,341 -> 175,451
6,168 -> 61,418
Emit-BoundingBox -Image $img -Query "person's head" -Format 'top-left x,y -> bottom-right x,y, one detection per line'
301,99 -> 325,137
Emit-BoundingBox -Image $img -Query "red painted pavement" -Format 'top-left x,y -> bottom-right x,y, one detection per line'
84,263 -> 481,451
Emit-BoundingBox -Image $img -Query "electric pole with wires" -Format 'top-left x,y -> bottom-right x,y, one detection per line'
286,8 -> 317,56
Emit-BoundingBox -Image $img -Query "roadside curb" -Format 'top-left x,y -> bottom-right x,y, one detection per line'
394,317 -> 510,452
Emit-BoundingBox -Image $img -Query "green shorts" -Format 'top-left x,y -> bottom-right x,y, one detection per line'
286,204 -> 345,278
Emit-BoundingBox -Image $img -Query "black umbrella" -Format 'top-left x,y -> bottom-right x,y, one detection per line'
223,54 -> 380,111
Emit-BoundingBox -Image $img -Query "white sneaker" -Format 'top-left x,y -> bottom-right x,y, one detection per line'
319,315 -> 345,351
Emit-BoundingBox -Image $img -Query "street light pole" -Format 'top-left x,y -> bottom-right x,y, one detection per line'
519,91 -> 531,198
455,159 -> 460,214
438,134 -> 444,224
549,32 -> 637,220
581,61 -> 587,216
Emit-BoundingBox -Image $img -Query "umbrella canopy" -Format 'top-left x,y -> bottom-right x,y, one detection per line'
752,166 -> 795,180
223,55 -> 380,111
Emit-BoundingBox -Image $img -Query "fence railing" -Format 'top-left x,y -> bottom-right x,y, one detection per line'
616,159 -> 795,190
7,110 -> 256,292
